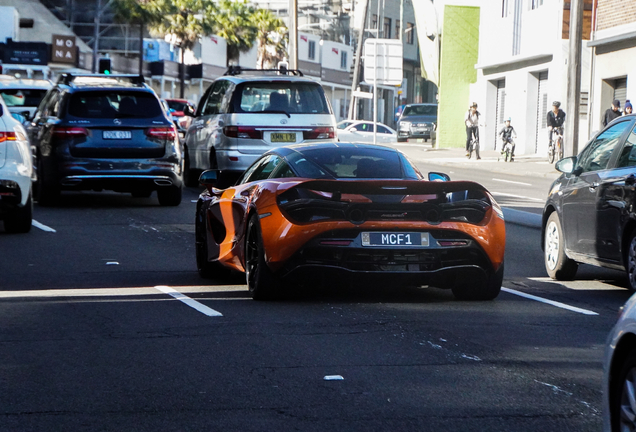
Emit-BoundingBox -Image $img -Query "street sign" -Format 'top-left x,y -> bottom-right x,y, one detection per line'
363,39 -> 403,86
52,34 -> 77,65
353,90 -> 373,99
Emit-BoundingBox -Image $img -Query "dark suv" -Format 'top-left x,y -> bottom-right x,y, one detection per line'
28,74 -> 183,206
397,103 -> 438,142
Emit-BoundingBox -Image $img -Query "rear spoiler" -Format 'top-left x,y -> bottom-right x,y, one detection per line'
287,179 -> 489,196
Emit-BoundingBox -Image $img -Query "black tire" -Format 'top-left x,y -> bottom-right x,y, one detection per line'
245,213 -> 280,300
34,156 -> 59,206
544,212 -> 578,280
195,208 -> 227,279
611,349 -> 636,431
157,185 -> 182,206
452,263 -> 503,301
548,144 -> 555,164
4,192 -> 32,233
183,148 -> 199,188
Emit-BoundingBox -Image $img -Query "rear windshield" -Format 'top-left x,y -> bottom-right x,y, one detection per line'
0,89 -> 48,108
167,100 -> 190,111
290,147 -> 411,179
233,82 -> 331,115
402,105 -> 437,117
67,91 -> 163,119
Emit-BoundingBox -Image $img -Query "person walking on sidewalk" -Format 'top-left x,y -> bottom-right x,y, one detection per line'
602,99 -> 622,127
499,117 -> 517,161
625,100 -> 633,115
465,102 -> 481,160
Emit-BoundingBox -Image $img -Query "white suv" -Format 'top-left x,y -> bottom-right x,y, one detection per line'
184,67 -> 337,187
0,95 -> 34,233
0,75 -> 52,124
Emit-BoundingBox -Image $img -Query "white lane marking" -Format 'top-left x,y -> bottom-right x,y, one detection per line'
502,287 -> 598,315
491,192 -> 545,202
155,285 -> 223,317
492,178 -> 533,186
32,220 -> 56,232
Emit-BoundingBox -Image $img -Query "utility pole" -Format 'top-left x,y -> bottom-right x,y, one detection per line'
289,0 -> 298,69
565,0 -> 584,156
92,0 -> 102,73
348,0 -> 370,120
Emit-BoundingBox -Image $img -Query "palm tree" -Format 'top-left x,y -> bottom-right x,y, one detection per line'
213,0 -> 258,67
253,8 -> 288,69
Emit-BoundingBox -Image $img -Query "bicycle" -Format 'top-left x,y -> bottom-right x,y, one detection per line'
500,137 -> 515,162
467,134 -> 481,160
548,127 -> 564,164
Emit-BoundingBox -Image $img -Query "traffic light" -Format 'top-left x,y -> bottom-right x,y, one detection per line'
98,58 -> 111,74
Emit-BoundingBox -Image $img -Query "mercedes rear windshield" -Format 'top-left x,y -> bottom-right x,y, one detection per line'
67,91 -> 163,119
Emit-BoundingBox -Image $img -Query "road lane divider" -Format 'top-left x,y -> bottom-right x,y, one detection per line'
155,285 -> 223,317
502,287 -> 598,315
32,220 -> 56,232
492,178 -> 533,186
491,192 -> 545,202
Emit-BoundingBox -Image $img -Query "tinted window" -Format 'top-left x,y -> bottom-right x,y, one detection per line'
402,105 -> 437,117
240,155 -> 282,184
378,125 -> 390,134
233,82 -> 330,115
270,161 -> 297,179
337,121 -> 353,130
295,147 -> 407,179
0,89 -> 48,107
616,123 -> 636,168
201,80 -> 231,116
577,121 -> 631,173
68,91 -> 162,118
166,100 -> 193,111
352,123 -> 372,132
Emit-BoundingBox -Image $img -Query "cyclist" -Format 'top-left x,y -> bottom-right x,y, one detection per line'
499,117 -> 517,161
547,101 -> 566,154
465,102 -> 481,160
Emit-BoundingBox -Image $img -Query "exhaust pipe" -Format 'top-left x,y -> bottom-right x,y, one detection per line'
154,179 -> 173,186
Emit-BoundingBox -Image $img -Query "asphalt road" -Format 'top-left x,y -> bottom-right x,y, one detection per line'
0,168 -> 632,431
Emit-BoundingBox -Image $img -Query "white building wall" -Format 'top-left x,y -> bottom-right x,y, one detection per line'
0,7 -> 19,43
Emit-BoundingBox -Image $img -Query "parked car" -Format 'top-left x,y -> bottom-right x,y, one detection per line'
337,120 -> 397,144
397,103 -> 438,142
165,98 -> 196,129
603,292 -> 636,432
542,114 -> 636,287
0,75 -> 52,125
195,142 -> 506,301
0,95 -> 34,233
27,74 -> 183,206
336,119 -> 356,130
184,66 -> 337,188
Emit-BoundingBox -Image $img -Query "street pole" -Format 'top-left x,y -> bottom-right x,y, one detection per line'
348,0 -> 370,120
139,21 -> 144,76
289,0 -> 298,69
565,0 -> 584,156
92,0 -> 102,73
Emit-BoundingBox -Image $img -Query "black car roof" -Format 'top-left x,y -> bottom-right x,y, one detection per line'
269,142 -> 400,158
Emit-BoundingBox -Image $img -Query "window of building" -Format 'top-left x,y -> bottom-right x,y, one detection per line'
383,17 -> 392,38
512,0 -> 522,55
530,0 -> 543,10
308,40 -> 316,60
396,20 -> 400,39
372,14 -> 378,29
340,51 -> 348,70
406,23 -> 414,44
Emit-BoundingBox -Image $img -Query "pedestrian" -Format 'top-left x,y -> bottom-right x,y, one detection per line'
602,99 -> 622,127
499,117 -> 517,161
625,100 -> 633,115
547,101 -> 566,147
465,102 -> 481,160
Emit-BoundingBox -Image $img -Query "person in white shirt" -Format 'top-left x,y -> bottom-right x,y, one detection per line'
465,102 -> 481,159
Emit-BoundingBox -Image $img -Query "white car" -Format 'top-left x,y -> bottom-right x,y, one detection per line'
604,293 -> 636,431
337,121 -> 398,144
0,75 -> 52,124
0,95 -> 34,233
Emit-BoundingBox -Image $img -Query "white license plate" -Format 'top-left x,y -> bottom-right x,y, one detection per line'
103,130 -> 132,139
361,232 -> 429,247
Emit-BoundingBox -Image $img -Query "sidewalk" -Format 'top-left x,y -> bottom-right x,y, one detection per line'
392,141 -> 562,181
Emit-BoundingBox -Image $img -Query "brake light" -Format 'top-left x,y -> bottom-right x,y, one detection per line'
146,126 -> 176,140
223,126 -> 263,139
52,127 -> 88,137
0,131 -> 16,142
304,127 -> 335,140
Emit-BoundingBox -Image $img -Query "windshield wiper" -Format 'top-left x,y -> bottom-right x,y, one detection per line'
263,109 -> 291,118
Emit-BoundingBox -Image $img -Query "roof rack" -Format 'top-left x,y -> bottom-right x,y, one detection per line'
56,73 -> 146,85
223,66 -> 304,77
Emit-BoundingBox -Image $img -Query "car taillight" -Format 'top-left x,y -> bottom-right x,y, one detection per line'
146,126 -> 176,140
0,131 -> 17,142
304,127 -> 335,140
52,127 -> 88,137
223,126 -> 263,139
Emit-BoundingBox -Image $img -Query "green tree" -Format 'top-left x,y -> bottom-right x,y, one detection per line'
111,0 -> 160,75
213,0 -> 258,67
253,8 -> 287,69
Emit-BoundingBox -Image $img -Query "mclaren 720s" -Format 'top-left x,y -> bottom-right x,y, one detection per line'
195,142 -> 506,300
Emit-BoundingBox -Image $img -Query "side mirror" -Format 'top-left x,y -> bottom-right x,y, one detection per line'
184,105 -> 195,117
555,156 -> 577,175
428,172 -> 450,182
199,170 -> 218,188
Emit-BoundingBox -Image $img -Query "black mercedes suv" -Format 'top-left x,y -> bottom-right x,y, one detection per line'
28,74 -> 183,206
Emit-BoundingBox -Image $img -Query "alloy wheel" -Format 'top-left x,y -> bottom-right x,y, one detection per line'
545,220 -> 559,271
620,367 -> 636,430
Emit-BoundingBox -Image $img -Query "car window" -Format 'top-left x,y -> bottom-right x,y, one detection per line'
67,91 -> 162,118
0,89 -> 48,108
378,125 -> 390,134
41,90 -> 61,118
201,80 -> 231,116
577,121 -> 632,173
270,161 -> 297,179
232,81 -> 331,115
616,123 -> 636,168
240,155 -> 282,184
300,147 -> 404,179
402,105 -> 437,117
352,123 -> 371,132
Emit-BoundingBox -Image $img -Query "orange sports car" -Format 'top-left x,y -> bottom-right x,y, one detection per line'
195,143 -> 505,300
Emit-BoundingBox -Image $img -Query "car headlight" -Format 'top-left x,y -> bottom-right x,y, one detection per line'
399,122 -> 411,130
